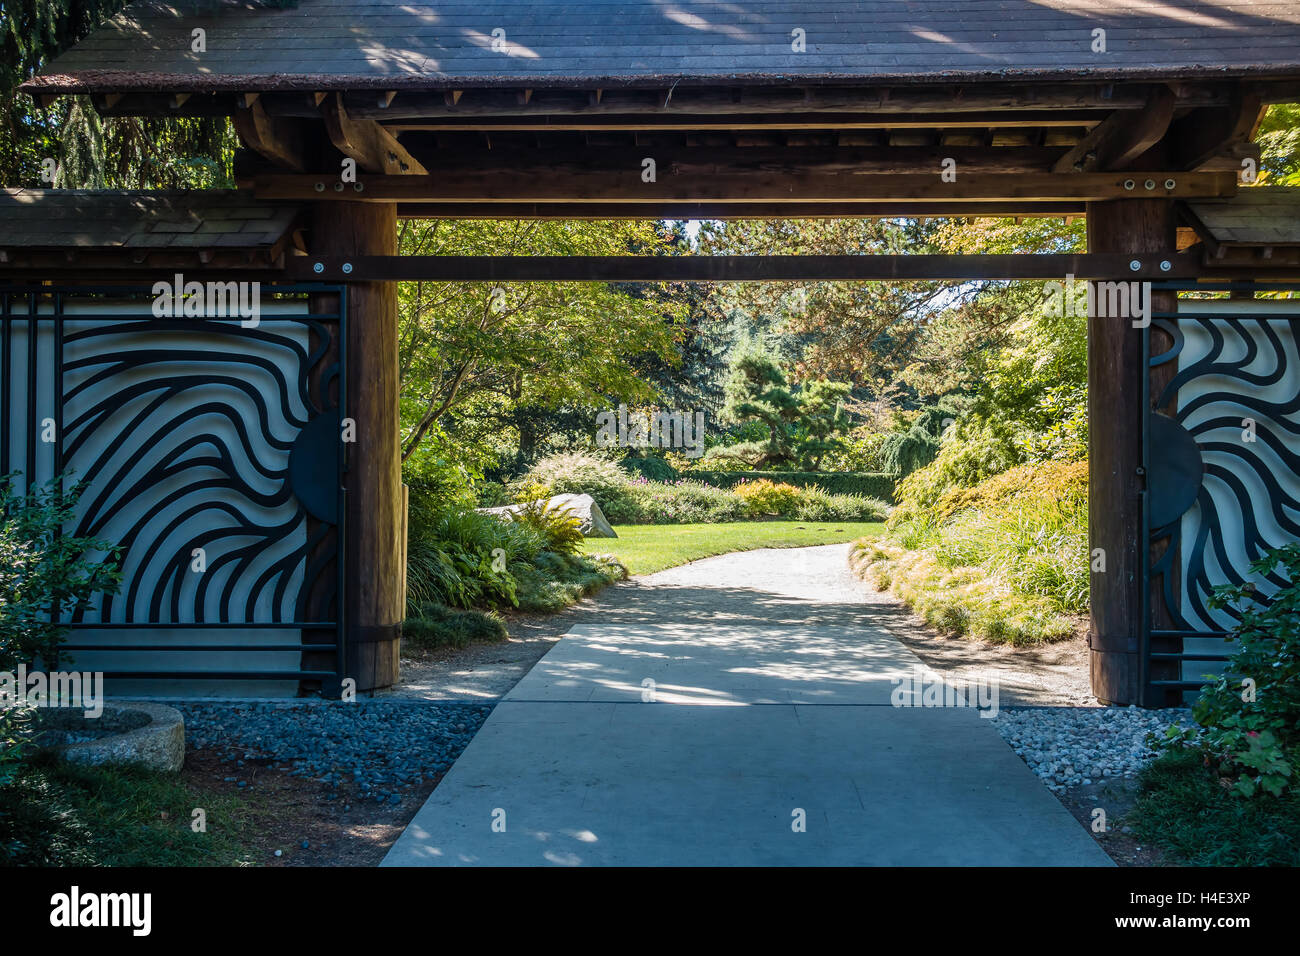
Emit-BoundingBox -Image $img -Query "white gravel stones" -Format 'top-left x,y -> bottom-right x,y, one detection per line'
993,705 -> 1191,793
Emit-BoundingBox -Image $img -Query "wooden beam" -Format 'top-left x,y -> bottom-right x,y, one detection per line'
320,93 -> 428,175
1167,89 -> 1266,171
283,253 -> 1204,283
399,145 -> 1071,176
1087,198 -> 1179,707
391,200 -> 1088,219
231,98 -> 305,171
308,203 -> 402,692
1053,87 -> 1176,173
385,111 -> 1104,133
254,170 -> 1236,204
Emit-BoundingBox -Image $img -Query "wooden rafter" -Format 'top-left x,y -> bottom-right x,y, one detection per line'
319,93 -> 428,176
1053,86 -> 1176,173
232,98 -> 305,171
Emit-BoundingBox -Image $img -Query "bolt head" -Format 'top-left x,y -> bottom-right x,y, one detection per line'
313,262 -> 324,274
342,262 -> 353,274
1145,179 -> 1156,190
1129,259 -> 1142,272
314,182 -> 325,193
1160,260 -> 1172,272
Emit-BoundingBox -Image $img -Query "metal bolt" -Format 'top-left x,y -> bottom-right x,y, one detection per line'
313,262 -> 324,274
1164,178 -> 1176,190
353,182 -> 364,192
1123,179 -> 1136,190
1160,260 -> 1172,272
314,182 -> 325,192
333,182 -> 345,192
1145,179 -> 1156,190
342,262 -> 353,274
1129,259 -> 1142,272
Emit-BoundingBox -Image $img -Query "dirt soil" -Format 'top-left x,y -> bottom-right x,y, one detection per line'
182,749 -> 439,866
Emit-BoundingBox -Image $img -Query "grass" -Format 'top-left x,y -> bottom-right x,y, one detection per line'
1127,750 -> 1300,865
1,755 -> 262,866
580,520 -> 885,576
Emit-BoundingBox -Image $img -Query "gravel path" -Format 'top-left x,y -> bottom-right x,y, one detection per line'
994,706 -> 1191,793
176,700 -> 494,806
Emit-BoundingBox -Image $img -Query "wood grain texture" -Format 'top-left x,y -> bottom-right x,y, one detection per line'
1087,197 -> 1178,706
23,0 -> 1300,93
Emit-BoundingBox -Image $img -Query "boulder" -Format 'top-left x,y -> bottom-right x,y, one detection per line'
478,493 -> 617,538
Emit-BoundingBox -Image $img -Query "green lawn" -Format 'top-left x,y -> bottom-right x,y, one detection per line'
580,521 -> 885,575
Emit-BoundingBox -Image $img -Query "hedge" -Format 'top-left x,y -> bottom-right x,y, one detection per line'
685,470 -> 896,502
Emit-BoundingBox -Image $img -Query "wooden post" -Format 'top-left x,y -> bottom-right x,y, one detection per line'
1086,199 -> 1177,706
311,202 -> 403,691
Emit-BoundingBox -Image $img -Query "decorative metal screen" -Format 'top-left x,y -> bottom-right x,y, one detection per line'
0,286 -> 346,695
1143,286 -> 1300,703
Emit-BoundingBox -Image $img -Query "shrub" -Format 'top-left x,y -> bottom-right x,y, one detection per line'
685,470 -> 896,501
852,458 -> 1088,644
0,476 -> 121,673
515,451 -> 634,514
619,479 -> 746,524
619,455 -> 678,482
1159,543 -> 1300,798
403,603 -> 508,650
508,499 -> 585,555
793,485 -> 891,522
514,552 -> 628,612
474,480 -> 509,507
733,479 -> 801,517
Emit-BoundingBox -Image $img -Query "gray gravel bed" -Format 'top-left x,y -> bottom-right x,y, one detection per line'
994,705 -> 1192,793
175,699 -> 495,806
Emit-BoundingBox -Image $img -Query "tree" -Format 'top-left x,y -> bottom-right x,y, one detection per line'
1,0 -> 236,187
710,339 -> 852,470
396,218 -> 687,471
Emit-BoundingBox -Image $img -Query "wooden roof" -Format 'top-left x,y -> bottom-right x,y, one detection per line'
26,0 -> 1300,95
0,189 -> 305,272
1184,186 -> 1300,244
0,189 -> 301,249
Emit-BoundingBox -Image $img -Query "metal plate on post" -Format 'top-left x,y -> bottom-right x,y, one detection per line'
1146,412 -> 1204,530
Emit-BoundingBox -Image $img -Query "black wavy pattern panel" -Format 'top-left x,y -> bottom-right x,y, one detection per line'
1149,314 -> 1300,633
60,315 -> 340,626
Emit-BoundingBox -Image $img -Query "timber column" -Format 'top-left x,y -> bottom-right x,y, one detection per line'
1086,199 -> 1177,706
312,202 -> 403,690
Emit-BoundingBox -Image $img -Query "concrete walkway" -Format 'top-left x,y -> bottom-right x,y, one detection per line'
383,544 -> 1113,866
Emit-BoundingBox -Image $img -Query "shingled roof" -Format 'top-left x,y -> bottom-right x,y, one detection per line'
0,189 -> 301,249
26,0 -> 1300,94
0,189 -> 305,272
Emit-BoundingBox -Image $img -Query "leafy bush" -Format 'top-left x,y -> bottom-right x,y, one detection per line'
684,470 -> 896,501
619,455 -> 679,482
793,485 -> 891,522
615,479 -> 745,524
0,476 -> 121,673
1159,544 -> 1300,798
403,603 -> 508,650
473,480 -> 509,507
508,499 -> 585,555
853,458 -> 1087,644
513,552 -> 628,612
514,451 -> 635,514
888,416 -> 1023,521
733,479 -> 802,517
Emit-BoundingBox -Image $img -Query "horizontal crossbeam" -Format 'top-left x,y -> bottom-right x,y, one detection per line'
285,253 -> 1209,282
256,171 -> 1236,205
